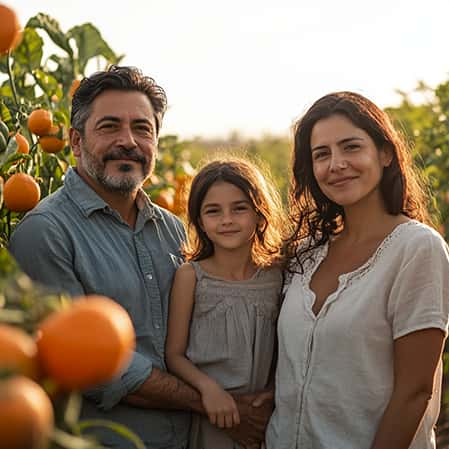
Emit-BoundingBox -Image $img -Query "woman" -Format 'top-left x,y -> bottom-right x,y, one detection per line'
266,91 -> 449,449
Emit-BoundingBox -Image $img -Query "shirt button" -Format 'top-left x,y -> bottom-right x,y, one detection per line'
155,323 -> 160,329
146,274 -> 153,280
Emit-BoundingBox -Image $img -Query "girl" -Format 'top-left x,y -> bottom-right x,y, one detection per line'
266,91 -> 449,449
166,157 -> 285,449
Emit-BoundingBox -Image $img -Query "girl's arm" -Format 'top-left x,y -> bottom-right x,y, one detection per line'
165,262 -> 240,429
370,328 -> 445,449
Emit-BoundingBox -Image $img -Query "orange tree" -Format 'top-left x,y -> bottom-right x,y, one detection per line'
0,5 -> 194,449
0,9 -> 195,248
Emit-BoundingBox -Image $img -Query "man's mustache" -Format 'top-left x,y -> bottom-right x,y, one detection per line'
103,149 -> 146,164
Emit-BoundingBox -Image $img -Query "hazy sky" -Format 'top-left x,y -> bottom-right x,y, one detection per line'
10,0 -> 449,139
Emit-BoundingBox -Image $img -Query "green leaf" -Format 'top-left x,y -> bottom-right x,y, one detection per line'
34,69 -> 63,99
48,54 -> 75,88
0,137 -> 18,166
0,102 -> 12,125
67,23 -> 121,74
14,28 -> 43,72
0,248 -> 20,278
26,13 -> 74,57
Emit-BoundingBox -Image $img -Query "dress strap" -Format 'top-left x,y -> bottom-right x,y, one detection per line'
189,261 -> 205,280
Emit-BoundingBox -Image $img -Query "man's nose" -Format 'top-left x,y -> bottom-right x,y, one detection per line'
117,126 -> 137,149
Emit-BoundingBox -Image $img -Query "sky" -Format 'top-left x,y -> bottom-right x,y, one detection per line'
10,0 -> 449,139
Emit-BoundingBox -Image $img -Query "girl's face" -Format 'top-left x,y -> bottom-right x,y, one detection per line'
310,114 -> 392,208
199,181 -> 260,252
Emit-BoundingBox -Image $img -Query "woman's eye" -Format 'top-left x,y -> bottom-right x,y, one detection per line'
204,209 -> 219,215
345,144 -> 360,151
313,151 -> 328,160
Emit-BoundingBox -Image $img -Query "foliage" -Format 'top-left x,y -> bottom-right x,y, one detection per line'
0,12 -> 195,245
0,10 -> 156,449
386,81 -> 449,238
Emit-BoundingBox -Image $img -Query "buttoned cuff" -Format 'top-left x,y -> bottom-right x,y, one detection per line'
83,351 -> 153,411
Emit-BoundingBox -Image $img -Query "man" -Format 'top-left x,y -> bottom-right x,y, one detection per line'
9,65 -> 272,449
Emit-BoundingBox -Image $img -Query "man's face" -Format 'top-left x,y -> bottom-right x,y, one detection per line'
71,90 -> 158,194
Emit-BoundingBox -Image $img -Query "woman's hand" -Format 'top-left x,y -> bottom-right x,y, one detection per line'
200,380 -> 240,428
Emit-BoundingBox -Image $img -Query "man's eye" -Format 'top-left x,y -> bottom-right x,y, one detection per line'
136,125 -> 153,134
99,123 -> 117,130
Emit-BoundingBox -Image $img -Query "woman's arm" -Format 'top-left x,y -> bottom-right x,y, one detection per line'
370,328 -> 445,449
165,262 -> 240,428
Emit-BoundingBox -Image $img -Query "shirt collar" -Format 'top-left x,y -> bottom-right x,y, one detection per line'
64,167 -> 163,221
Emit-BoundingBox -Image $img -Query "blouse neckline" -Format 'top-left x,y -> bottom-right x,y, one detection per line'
300,220 -> 419,316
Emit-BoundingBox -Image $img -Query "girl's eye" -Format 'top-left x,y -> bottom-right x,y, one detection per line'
345,144 -> 360,151
204,209 -> 219,215
234,205 -> 249,212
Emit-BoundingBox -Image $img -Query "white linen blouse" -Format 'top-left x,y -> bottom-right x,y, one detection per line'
266,220 -> 449,449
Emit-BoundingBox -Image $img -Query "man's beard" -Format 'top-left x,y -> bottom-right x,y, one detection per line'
80,143 -> 153,195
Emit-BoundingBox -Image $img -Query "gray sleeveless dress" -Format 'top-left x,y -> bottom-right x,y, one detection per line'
186,261 -> 282,449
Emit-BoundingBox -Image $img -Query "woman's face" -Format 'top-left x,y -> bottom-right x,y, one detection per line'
309,114 -> 392,208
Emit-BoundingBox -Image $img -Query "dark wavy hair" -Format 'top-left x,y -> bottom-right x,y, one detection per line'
284,91 -> 431,272
71,65 -> 167,135
184,156 -> 286,267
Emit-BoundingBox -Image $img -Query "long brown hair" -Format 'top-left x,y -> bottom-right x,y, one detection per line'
284,91 -> 431,272
184,156 -> 285,267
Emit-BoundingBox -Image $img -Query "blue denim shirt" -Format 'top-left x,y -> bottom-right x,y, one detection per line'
9,168 -> 191,449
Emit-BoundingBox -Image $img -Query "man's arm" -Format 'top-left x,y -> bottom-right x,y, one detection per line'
9,214 -> 154,410
124,366 -> 203,411
9,213 -> 85,296
124,368 -> 273,449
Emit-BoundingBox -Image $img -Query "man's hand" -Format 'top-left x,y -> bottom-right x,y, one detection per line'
223,390 -> 274,449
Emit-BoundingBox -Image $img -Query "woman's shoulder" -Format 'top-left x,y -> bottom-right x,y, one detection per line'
386,220 -> 449,270
394,220 -> 448,252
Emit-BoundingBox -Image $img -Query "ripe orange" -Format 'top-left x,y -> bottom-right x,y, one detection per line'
173,176 -> 191,216
0,4 -> 21,54
39,126 -> 65,153
14,133 -> 29,154
36,295 -> 135,390
68,79 -> 81,97
0,324 -> 39,379
27,109 -> 53,136
0,376 -> 54,449
3,173 -> 41,212
0,176 -> 3,208
152,189 -> 175,211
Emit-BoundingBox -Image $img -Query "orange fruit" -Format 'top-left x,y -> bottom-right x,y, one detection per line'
152,189 -> 175,211
172,176 -> 191,216
14,133 -> 29,154
39,126 -> 65,153
68,79 -> 81,97
0,4 -> 21,54
0,176 -> 3,208
3,173 -> 41,212
36,295 -> 135,390
0,324 -> 39,379
0,376 -> 54,449
27,109 -> 53,136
